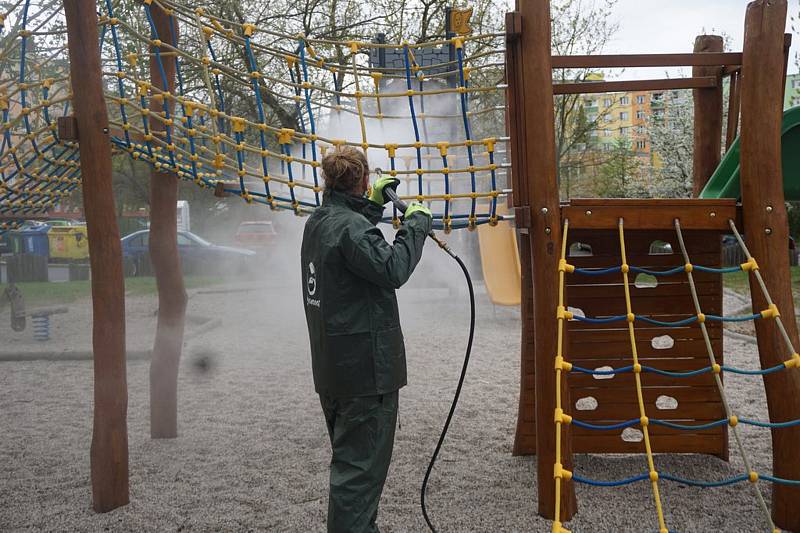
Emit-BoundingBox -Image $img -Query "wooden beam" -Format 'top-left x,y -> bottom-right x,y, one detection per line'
563,199 -> 738,230
517,0 -> 576,521
505,10 -> 538,457
739,1 -> 800,530
553,77 -> 717,95
692,36 -> 724,196
551,52 -> 743,69
63,0 -> 129,513
725,71 -> 741,150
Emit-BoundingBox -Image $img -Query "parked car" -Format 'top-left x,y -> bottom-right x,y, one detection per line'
234,221 -> 276,250
121,230 -> 255,276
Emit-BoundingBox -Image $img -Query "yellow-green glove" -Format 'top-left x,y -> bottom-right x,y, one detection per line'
404,202 -> 432,219
369,175 -> 401,205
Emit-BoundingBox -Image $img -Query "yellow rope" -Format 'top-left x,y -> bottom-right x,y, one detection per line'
618,218 -> 668,533
552,219 -> 575,533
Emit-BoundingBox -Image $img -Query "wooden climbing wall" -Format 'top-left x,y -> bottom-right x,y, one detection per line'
565,228 -> 728,458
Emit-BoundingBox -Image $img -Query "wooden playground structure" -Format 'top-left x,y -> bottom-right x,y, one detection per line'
507,0 -> 800,530
10,0 -> 797,528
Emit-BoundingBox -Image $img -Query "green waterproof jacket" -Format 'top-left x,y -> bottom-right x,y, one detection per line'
301,189 -> 432,398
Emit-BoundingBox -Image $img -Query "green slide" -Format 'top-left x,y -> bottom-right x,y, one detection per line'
699,106 -> 800,201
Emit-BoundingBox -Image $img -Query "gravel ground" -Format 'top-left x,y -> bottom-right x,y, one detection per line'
0,237 -> 796,532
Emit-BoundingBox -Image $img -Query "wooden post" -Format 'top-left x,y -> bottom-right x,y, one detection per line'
724,71 -> 740,151
506,11 -> 536,457
692,35 -> 724,196
147,5 -> 188,439
517,0 -> 576,520
739,1 -> 800,530
63,0 -> 129,512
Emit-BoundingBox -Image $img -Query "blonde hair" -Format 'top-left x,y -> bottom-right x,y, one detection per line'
321,146 -> 368,193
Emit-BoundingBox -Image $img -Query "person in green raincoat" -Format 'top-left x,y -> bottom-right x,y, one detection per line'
301,146 -> 432,532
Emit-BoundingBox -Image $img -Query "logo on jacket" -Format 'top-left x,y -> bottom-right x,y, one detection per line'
307,262 -> 317,296
306,262 -> 320,308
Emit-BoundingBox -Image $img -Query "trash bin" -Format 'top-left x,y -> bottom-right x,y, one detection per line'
48,225 -> 89,262
8,224 -> 51,257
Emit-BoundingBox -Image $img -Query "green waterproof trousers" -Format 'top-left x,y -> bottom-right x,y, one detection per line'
319,390 -> 399,533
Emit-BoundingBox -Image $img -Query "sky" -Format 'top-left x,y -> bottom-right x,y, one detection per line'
594,0 -> 798,79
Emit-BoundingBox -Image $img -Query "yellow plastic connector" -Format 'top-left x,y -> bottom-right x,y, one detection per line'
231,118 -> 246,133
554,356 -> 573,372
554,408 -> 572,425
712,363 -> 722,374
553,463 -> 572,480
640,416 -> 649,427
697,313 -> 706,324
349,41 -> 359,53
436,142 -> 449,157
626,312 -> 635,323
621,263 -> 630,274
278,128 -> 295,145
556,306 -> 573,321
633,363 -> 642,374
741,258 -> 759,272
729,416 -> 739,427
684,263 -> 693,273
558,259 -> 575,273
453,37 -> 464,49
784,353 -> 800,369
242,23 -> 255,37
483,138 -> 496,153
749,471 -> 759,483
649,471 -> 659,482
761,304 -> 780,319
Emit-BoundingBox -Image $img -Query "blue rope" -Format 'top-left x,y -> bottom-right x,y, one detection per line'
574,471 -> 799,488
630,265 -> 686,276
659,473 -> 750,488
572,473 -> 650,487
693,265 -> 743,274
401,45 -> 423,196
573,266 -> 622,276
571,365 -> 634,375
296,38 -> 320,206
572,314 -> 627,324
739,418 -> 800,429
641,365 -> 713,378
635,315 -> 699,327
572,419 -> 639,431
705,313 -> 762,323
454,43 -> 477,224
722,364 -> 786,376
761,474 -> 800,486
650,419 -> 729,431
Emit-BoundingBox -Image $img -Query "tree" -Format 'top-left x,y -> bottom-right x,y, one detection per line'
594,137 -> 638,197
633,92 -> 694,198
551,0 -> 620,190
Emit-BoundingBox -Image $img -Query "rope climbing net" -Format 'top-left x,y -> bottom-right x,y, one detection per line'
0,0 -> 78,230
0,0 -> 508,232
552,218 -> 800,533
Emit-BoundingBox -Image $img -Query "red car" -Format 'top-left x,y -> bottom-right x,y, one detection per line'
234,221 -> 276,250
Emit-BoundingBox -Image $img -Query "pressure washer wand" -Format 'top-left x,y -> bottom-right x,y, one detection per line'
382,187 -> 456,259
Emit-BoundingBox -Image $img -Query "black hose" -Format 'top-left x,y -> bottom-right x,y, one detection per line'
379,184 -> 476,530
420,252 -> 476,532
